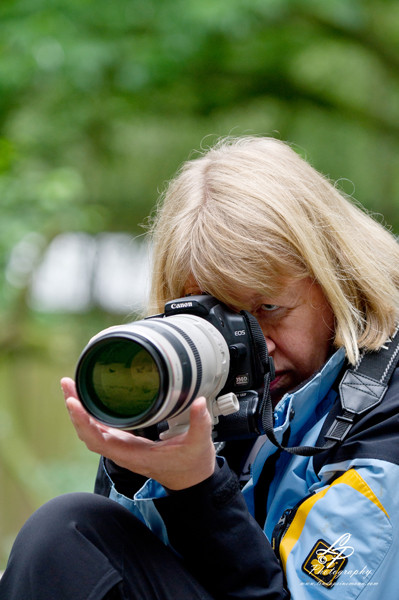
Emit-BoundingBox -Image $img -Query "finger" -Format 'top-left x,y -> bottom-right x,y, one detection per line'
66,396 -> 152,458
66,396 -> 121,438
66,395 -> 90,421
66,396 -> 116,451
66,396 -> 100,436
61,377 -> 77,400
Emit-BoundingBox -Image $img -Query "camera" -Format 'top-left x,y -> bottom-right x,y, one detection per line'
75,295 -> 274,441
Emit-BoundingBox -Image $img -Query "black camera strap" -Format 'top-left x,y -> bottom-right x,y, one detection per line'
259,325 -> 399,457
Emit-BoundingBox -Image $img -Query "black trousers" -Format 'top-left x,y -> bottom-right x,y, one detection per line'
0,492 -> 214,600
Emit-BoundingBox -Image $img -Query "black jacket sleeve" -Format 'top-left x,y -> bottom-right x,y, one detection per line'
155,458 -> 289,600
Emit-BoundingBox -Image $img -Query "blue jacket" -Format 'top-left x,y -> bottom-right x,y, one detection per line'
95,348 -> 399,599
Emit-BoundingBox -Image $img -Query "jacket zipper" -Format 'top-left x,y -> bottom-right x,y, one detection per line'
271,493 -> 314,561
271,508 -> 295,556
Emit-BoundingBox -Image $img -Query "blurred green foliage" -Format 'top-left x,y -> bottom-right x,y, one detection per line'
1,0 -> 399,569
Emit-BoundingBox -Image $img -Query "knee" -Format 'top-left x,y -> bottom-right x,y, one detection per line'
3,493 -> 133,596
26,492 -> 107,531
11,493 -> 118,561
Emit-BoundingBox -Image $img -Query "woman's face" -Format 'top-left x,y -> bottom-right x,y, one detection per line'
185,277 -> 335,405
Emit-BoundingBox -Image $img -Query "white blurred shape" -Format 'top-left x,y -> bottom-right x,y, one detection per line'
28,232 -> 151,314
30,233 -> 96,312
93,233 -> 151,313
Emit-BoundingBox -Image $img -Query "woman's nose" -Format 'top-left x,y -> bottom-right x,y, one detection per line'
264,336 -> 276,356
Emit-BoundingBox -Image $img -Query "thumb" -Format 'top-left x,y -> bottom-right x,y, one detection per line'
187,397 -> 213,442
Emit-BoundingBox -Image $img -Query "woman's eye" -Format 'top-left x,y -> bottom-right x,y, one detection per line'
260,304 -> 280,312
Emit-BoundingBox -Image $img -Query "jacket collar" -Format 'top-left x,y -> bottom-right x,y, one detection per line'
273,347 -> 346,435
247,347 -> 347,493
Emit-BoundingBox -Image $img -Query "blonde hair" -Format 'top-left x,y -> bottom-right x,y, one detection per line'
148,136 -> 399,364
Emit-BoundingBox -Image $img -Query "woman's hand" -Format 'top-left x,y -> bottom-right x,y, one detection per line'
61,377 -> 216,491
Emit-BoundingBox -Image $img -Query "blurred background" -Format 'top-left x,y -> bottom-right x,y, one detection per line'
1,0 -> 399,569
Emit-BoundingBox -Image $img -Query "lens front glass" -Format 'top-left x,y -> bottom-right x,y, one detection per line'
88,338 -> 161,418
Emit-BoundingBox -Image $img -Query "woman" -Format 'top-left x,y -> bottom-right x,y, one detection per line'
2,136 -> 399,599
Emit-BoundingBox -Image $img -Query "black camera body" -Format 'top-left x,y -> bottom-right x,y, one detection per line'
75,294 -> 274,441
163,295 -> 263,397
162,295 -> 273,440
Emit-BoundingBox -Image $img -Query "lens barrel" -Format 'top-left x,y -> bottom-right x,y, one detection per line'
75,314 -> 230,432
76,333 -> 167,428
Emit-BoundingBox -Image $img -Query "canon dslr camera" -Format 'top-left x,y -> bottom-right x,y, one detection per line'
75,294 -> 274,441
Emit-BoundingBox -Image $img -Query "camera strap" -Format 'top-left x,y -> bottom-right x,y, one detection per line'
259,325 -> 399,457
